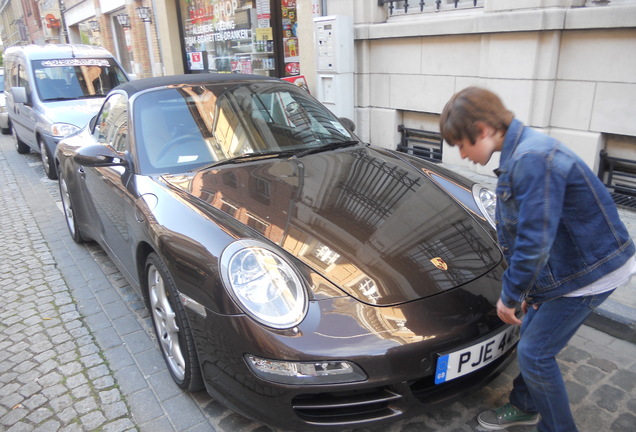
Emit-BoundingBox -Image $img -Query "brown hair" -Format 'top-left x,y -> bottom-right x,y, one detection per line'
439,87 -> 514,146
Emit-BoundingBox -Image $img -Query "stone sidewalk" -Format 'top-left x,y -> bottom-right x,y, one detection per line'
1,134 -> 635,432
0,145 -> 135,430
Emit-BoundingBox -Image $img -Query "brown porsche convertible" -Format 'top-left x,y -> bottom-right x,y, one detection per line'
55,74 -> 516,430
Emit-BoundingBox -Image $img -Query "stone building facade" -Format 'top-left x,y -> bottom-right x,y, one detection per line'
2,0 -> 635,178
318,0 -> 636,177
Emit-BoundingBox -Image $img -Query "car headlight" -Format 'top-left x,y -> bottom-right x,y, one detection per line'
245,355 -> 367,385
473,184 -> 497,229
51,123 -> 80,137
220,240 -> 308,329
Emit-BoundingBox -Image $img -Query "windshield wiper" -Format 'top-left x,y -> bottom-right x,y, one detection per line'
193,150 -> 298,171
291,140 -> 359,159
42,97 -> 77,102
78,94 -> 107,99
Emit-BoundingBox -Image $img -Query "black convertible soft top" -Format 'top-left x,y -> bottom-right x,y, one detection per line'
114,73 -> 279,96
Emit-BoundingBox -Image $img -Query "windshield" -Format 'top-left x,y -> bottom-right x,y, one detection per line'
32,58 -> 128,102
134,81 -> 358,174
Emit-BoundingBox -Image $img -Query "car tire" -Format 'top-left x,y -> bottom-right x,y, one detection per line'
40,138 -> 58,180
1,123 -> 10,135
13,127 -> 29,154
146,253 -> 204,392
58,169 -> 85,243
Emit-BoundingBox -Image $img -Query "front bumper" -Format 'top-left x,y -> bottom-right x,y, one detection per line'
0,112 -> 8,130
185,276 -> 515,430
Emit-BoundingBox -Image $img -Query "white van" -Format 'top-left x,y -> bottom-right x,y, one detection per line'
4,44 -> 129,179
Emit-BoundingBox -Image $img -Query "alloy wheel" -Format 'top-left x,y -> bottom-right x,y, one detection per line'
59,175 -> 76,238
148,263 -> 186,381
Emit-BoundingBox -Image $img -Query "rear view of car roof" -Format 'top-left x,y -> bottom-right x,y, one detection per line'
115,73 -> 280,97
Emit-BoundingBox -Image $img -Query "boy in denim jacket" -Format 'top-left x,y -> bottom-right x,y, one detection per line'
440,87 -> 635,432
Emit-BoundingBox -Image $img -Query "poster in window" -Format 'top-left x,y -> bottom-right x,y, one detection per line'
188,52 -> 204,70
282,0 -> 299,76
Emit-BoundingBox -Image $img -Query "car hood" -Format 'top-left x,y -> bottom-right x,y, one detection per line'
165,146 -> 502,306
41,98 -> 104,128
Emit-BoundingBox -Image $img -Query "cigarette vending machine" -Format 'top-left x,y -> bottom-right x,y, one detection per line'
314,15 -> 354,121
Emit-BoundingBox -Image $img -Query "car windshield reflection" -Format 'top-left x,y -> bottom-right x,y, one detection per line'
133,82 -> 357,175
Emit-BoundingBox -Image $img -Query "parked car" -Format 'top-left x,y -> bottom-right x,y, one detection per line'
4,44 -> 129,179
55,73 -> 515,430
0,70 -> 8,135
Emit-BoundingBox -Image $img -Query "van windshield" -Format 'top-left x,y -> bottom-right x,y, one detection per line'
32,58 -> 128,102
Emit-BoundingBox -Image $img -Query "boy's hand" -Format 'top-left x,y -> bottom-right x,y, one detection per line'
496,298 -> 522,326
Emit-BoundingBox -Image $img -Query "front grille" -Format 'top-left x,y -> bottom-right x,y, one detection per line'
292,387 -> 403,426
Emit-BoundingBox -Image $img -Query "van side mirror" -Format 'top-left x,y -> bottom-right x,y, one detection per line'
12,87 -> 29,105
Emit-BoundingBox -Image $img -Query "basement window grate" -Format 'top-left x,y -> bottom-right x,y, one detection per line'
396,126 -> 443,163
598,150 -> 636,210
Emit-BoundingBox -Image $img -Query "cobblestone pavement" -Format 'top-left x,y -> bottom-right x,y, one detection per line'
1,134 -> 635,432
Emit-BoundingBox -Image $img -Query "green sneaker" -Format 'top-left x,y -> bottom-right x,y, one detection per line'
477,403 -> 539,430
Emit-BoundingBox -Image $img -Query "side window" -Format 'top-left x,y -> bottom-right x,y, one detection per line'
7,64 -> 17,88
17,63 -> 30,93
93,93 -> 128,152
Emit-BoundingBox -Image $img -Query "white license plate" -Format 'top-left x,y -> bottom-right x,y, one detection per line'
434,325 -> 519,384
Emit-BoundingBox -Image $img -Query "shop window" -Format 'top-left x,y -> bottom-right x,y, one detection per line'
180,0 -> 302,79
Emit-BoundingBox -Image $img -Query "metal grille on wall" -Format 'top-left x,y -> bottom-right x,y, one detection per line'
397,126 -> 443,163
598,150 -> 636,210
378,0 -> 482,16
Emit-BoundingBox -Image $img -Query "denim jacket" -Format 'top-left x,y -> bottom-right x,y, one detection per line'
495,119 -> 635,307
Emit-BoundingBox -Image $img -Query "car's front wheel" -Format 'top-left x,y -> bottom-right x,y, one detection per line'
146,253 -> 204,391
13,127 -> 29,154
40,138 -> 57,179
58,169 -> 85,243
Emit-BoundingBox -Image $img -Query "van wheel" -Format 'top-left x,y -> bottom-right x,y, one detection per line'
13,128 -> 29,154
40,139 -> 58,180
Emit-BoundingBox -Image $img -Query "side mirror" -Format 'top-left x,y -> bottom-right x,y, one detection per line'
12,87 -> 29,104
339,117 -> 356,132
74,144 -> 127,168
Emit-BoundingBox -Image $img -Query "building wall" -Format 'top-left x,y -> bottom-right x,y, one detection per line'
3,0 -> 633,178
320,0 -> 636,176
0,0 -> 25,47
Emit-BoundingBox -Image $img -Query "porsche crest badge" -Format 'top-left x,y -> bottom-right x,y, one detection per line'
430,257 -> 448,271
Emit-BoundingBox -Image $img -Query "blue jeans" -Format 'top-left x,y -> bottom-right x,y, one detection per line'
509,290 -> 614,432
